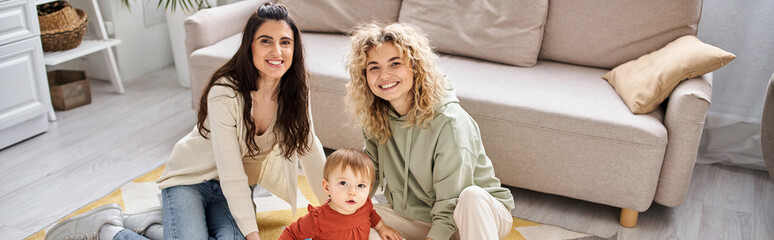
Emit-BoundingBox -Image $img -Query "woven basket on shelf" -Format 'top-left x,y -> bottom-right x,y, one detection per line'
38,1 -> 89,52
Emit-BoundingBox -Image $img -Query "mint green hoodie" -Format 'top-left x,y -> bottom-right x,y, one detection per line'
365,87 -> 515,240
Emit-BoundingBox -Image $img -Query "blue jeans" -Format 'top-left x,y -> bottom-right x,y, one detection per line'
113,229 -> 149,240
161,179 -> 247,240
110,180 -> 245,240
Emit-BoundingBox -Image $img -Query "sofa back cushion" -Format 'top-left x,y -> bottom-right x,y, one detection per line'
538,0 -> 703,69
278,0 -> 401,33
398,0 -> 549,67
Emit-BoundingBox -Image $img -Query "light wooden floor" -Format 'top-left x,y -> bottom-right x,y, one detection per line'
1,66 -> 772,240
0,67 -> 194,239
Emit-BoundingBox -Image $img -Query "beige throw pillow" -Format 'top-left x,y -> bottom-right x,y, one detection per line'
278,0 -> 401,33
603,35 -> 735,114
398,0 -> 548,67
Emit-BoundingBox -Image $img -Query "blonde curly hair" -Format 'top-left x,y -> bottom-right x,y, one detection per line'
345,22 -> 446,144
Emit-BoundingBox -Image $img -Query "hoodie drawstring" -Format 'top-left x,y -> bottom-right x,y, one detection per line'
402,128 -> 413,211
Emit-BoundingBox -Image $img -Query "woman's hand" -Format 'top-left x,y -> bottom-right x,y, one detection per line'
375,220 -> 402,240
246,231 -> 261,240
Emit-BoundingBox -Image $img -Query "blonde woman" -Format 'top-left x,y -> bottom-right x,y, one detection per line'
345,22 -> 515,240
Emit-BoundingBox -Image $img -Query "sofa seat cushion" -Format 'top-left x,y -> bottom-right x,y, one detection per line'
437,56 -> 669,210
437,55 -> 668,147
301,33 -> 364,149
302,33 -> 352,93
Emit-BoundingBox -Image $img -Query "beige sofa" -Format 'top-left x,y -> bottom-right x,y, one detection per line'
184,0 -> 711,227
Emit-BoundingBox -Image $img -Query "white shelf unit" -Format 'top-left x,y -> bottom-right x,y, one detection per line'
43,38 -> 120,65
37,0 -> 125,94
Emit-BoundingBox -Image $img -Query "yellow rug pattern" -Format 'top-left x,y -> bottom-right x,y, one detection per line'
26,164 -> 600,240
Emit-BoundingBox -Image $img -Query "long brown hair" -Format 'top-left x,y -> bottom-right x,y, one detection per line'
196,2 -> 310,159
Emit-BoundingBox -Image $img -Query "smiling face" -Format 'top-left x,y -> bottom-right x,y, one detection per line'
252,20 -> 294,82
322,166 -> 372,215
365,42 -> 415,116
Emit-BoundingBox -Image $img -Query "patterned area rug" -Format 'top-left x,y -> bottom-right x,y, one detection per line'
26,165 -> 616,240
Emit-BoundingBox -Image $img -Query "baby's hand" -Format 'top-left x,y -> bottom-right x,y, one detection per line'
375,220 -> 402,240
378,226 -> 402,240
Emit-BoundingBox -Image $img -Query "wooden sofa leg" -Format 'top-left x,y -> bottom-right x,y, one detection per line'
620,208 -> 639,228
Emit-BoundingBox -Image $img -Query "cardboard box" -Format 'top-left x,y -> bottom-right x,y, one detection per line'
47,70 -> 91,110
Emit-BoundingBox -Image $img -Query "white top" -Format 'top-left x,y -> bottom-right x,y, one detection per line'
156,78 -> 327,235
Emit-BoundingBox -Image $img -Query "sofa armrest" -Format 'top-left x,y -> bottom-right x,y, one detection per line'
654,73 -> 713,207
184,0 -> 269,57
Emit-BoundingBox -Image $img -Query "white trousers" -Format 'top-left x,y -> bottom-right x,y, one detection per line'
370,186 -> 512,240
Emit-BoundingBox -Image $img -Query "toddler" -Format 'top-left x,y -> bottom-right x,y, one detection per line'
279,148 -> 401,240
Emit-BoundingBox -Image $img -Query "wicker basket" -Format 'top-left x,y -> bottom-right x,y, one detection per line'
38,1 -> 89,52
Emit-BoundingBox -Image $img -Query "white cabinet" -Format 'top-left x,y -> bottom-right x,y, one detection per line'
0,0 -> 39,46
0,0 -> 51,150
0,0 -> 125,149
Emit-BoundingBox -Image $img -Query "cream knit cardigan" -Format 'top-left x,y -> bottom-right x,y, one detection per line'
156,78 -> 327,236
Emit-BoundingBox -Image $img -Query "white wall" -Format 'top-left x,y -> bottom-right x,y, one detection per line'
59,0 -> 174,83
100,0 -> 174,82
